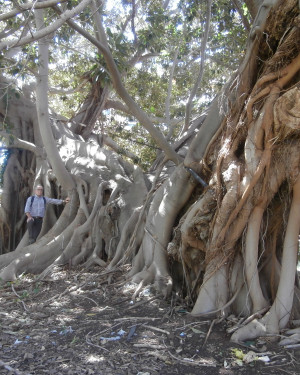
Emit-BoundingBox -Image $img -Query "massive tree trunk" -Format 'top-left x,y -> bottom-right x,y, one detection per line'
0,0 -> 300,344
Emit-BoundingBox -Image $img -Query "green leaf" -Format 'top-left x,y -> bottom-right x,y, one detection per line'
232,348 -> 245,360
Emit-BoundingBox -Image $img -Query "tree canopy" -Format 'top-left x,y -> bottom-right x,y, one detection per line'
0,0 -> 248,169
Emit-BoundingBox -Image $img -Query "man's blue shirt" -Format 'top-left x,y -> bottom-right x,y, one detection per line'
24,195 -> 63,217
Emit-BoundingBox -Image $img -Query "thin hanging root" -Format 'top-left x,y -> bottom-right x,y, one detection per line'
217,82 -> 279,245
244,205 -> 269,312
246,86 -> 270,124
276,52 -> 300,88
246,51 -> 300,123
251,70 -> 285,98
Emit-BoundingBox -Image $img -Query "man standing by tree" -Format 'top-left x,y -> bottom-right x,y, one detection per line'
24,185 -> 70,244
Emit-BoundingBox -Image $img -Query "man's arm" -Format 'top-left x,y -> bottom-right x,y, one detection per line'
45,197 -> 70,205
25,212 -> 33,221
24,197 -> 33,221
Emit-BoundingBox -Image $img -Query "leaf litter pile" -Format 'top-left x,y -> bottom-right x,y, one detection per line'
0,267 -> 299,375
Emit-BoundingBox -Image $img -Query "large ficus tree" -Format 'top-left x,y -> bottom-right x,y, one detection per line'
0,0 -> 300,344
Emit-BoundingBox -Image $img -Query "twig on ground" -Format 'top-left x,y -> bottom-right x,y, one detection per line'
164,343 -> 216,367
176,321 -> 210,330
41,284 -> 80,305
86,331 -> 109,352
164,305 -> 176,317
88,322 -> 125,340
98,322 -> 123,336
134,343 -> 166,349
128,296 -> 158,310
278,369 -> 297,375
202,318 -> 216,347
263,363 -> 297,373
284,343 -> 300,349
132,280 -> 144,300
0,359 -> 31,375
234,341 -> 266,352
11,284 -> 29,312
111,297 -> 132,305
114,316 -> 160,321
142,324 -> 170,335
39,270 -> 103,306
40,268 -> 106,306
241,307 -> 269,325
75,294 -> 98,307
145,350 -> 169,361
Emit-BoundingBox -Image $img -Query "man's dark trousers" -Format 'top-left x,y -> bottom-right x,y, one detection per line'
27,217 -> 43,244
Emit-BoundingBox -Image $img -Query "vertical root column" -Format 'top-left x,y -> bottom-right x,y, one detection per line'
231,174 -> 300,342
245,206 -> 269,312
269,174 -> 300,329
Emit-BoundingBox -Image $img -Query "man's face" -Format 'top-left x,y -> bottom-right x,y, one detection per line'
35,187 -> 43,196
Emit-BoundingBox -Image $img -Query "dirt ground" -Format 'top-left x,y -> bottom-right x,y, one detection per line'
0,267 -> 299,375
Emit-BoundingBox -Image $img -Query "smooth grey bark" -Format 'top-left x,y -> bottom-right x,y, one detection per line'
0,0 -> 93,51
34,8 -> 75,192
184,0 -> 212,133
244,0 -> 263,19
0,0 -> 68,22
